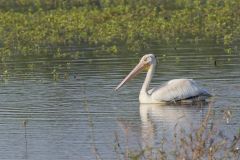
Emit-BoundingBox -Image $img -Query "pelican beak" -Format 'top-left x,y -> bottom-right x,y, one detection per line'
115,61 -> 148,91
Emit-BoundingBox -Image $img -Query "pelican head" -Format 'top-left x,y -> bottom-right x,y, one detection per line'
115,54 -> 156,91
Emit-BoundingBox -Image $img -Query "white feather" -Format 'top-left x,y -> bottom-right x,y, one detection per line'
150,79 -> 210,102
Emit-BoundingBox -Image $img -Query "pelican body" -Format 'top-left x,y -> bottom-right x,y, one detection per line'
115,54 -> 211,103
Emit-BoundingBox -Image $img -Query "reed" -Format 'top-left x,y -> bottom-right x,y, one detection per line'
113,105 -> 240,160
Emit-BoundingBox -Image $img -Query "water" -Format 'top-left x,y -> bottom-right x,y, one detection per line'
0,41 -> 239,159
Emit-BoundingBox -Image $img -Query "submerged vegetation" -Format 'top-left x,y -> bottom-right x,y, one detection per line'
0,0 -> 240,58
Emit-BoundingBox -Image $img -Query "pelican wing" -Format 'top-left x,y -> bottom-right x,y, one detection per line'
150,79 -> 210,102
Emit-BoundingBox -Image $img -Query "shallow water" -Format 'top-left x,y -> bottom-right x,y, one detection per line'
0,41 -> 239,159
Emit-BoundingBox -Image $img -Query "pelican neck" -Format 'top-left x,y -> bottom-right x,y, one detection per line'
140,63 -> 155,93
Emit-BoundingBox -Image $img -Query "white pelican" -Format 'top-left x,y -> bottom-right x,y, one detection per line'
115,54 -> 211,103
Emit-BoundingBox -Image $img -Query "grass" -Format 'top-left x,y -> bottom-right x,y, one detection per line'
112,104 -> 240,160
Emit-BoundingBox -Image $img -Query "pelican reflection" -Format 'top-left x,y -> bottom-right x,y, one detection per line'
139,103 -> 208,148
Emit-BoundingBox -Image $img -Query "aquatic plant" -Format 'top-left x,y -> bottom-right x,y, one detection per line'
0,0 -> 239,58
114,105 -> 240,160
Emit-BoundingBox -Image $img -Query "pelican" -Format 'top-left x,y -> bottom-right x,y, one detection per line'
115,54 -> 211,103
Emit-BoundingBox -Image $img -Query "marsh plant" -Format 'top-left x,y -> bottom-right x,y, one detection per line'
113,106 -> 240,160
0,0 -> 240,58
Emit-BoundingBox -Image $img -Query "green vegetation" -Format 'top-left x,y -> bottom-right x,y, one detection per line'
0,0 -> 240,58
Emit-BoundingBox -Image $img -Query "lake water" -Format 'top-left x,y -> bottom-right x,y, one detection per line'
0,40 -> 239,159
